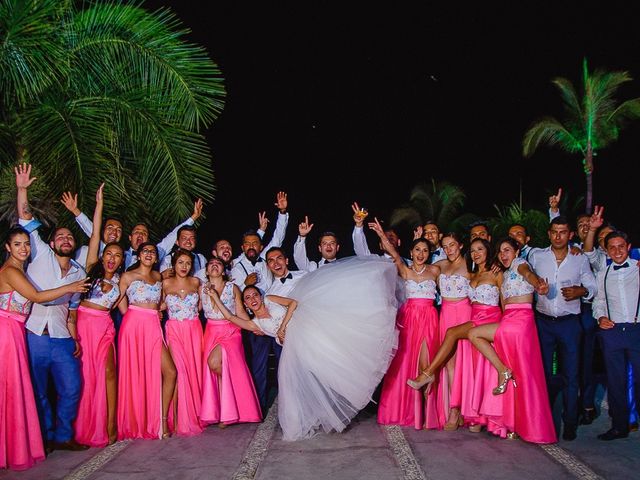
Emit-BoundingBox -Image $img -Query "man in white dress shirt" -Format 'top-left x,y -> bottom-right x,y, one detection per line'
159,225 -> 207,278
294,215 -> 340,272
16,164 -> 89,452
423,220 -> 447,264
528,215 -> 597,441
351,202 -> 410,264
593,230 -> 640,440
61,193 -> 203,269
231,191 -> 289,294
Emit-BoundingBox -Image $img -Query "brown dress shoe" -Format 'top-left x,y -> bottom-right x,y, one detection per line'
53,439 -> 90,451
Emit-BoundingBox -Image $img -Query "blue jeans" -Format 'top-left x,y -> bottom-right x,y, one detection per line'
27,333 -> 81,443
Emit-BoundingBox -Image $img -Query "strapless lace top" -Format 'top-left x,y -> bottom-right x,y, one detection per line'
405,279 -> 437,299
165,292 -> 199,321
0,290 -> 32,315
86,275 -> 120,309
502,257 -> 534,299
201,281 -> 236,319
439,273 -> 470,298
469,284 -> 500,306
126,280 -> 162,304
253,297 -> 286,343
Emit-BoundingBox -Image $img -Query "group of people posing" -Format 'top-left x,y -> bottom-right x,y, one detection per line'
1,166 -> 638,472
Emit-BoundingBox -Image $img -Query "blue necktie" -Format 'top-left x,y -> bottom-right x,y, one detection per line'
613,262 -> 629,271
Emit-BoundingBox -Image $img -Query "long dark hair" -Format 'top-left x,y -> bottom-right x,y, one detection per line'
242,285 -> 261,319
466,237 -> 494,273
82,242 -> 124,300
3,225 -> 30,265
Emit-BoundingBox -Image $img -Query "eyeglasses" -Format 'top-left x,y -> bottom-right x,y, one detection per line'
141,248 -> 157,255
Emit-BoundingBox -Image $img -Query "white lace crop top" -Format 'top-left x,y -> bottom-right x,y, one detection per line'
252,297 -> 287,343
439,273 -> 470,298
201,282 -> 236,319
0,290 -> 32,315
85,275 -> 120,309
405,279 -> 437,299
126,280 -> 162,304
469,284 -> 500,306
502,257 -> 534,299
165,292 -> 199,321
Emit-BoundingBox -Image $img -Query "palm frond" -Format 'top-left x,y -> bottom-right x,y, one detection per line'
522,117 -> 584,156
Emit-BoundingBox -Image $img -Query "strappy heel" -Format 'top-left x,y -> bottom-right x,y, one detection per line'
407,371 -> 435,392
492,369 -> 516,395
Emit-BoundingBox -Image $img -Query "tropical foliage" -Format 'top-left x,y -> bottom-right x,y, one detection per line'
0,0 -> 225,235
523,58 -> 640,213
489,202 -> 549,248
389,179 -> 477,234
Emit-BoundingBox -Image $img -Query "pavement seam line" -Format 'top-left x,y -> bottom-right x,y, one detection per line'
231,398 -> 279,480
383,425 -> 429,480
539,444 -> 604,480
62,440 -> 131,480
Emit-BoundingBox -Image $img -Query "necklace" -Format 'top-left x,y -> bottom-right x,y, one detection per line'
412,264 -> 427,275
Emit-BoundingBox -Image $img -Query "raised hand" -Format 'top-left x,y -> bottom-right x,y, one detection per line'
69,278 -> 92,294
15,163 -> 37,189
258,211 -> 269,231
275,191 -> 288,212
413,225 -> 424,240
351,202 -> 368,227
60,191 -> 80,216
589,205 -> 604,231
298,215 -> 314,237
191,198 -> 204,221
95,183 -> 105,204
367,217 -> 384,237
549,187 -> 562,212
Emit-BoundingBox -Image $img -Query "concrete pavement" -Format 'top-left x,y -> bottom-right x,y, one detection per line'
1,399 -> 638,480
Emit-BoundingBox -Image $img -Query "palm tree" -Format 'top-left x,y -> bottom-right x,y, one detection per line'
0,0 -> 225,235
523,58 -> 640,213
389,179 -> 476,234
489,202 -> 549,248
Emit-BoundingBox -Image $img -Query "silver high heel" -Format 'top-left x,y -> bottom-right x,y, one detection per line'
407,371 -> 435,392
492,369 -> 516,395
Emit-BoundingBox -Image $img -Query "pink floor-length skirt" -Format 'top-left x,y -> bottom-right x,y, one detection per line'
378,298 -> 440,429
437,297 -> 472,427
75,306 -> 116,447
165,318 -> 204,436
200,319 -> 262,425
0,310 -> 45,471
492,304 -> 556,443
450,304 -> 502,427
117,305 -> 164,440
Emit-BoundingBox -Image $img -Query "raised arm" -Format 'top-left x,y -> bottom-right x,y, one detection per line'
156,198 -> 203,257
293,215 -> 315,272
262,191 -> 289,252
60,191 -> 94,238
368,217 -> 406,275
548,187 -> 562,220
207,286 -> 261,333
15,162 -> 36,221
351,201 -> 371,256
86,183 -> 105,271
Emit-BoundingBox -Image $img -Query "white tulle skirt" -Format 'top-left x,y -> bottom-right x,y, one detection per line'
277,255 -> 399,441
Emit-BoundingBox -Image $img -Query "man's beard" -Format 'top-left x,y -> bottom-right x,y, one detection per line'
245,248 -> 259,262
54,246 -> 74,258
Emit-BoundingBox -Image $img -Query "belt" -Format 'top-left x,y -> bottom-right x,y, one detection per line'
538,312 -> 578,321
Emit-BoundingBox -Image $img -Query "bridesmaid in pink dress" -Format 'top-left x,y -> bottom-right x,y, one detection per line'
407,238 -> 503,433
75,184 -> 124,447
1,226 -> 88,470
162,249 -> 204,436
468,237 -> 556,443
369,219 -> 442,430
117,242 -> 177,439
432,233 -> 472,430
200,258 -> 262,426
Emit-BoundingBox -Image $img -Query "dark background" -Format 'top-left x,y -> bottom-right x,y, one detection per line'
145,2 -> 639,258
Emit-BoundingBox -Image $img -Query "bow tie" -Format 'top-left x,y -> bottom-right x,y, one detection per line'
324,260 -> 334,265
280,273 -> 293,283
613,262 -> 629,271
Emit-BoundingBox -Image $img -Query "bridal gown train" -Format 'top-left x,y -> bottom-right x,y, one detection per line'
277,255 -> 399,441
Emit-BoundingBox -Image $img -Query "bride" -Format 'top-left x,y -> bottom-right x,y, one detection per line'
208,254 -> 398,440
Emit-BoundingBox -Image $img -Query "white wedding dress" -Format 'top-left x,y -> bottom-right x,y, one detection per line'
277,255 -> 399,441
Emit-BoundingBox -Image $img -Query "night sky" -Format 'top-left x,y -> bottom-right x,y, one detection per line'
145,2 -> 639,257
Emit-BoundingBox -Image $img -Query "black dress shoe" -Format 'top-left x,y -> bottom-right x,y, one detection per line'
44,440 -> 55,455
53,439 -> 90,451
597,428 -> 629,441
580,409 -> 598,425
562,426 -> 577,441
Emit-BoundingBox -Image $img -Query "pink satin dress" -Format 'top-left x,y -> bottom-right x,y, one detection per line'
436,274 -> 472,427
0,290 -> 45,470
165,291 -> 204,436
378,279 -> 440,429
75,276 -> 119,447
492,258 -> 556,443
117,280 -> 165,440
200,282 -> 261,425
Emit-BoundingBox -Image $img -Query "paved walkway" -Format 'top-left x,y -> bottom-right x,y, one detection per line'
1,398 -> 638,480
